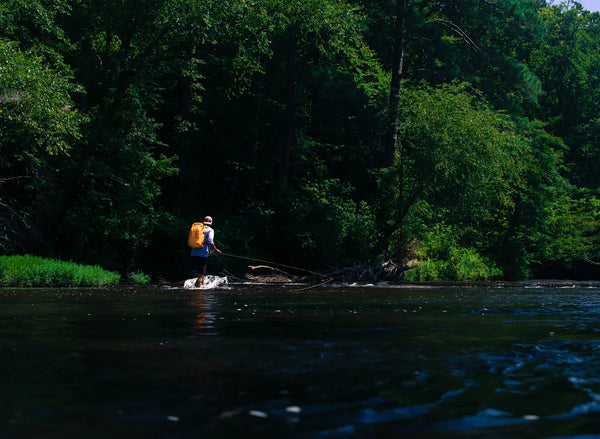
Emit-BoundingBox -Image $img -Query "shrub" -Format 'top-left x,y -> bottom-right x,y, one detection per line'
402,223 -> 502,281
405,258 -> 447,282
405,250 -> 501,281
127,270 -> 151,284
0,255 -> 121,287
450,247 -> 502,281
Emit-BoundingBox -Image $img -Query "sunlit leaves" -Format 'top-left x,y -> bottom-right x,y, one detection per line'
530,3 -> 600,189
397,82 -> 529,225
0,40 -> 81,156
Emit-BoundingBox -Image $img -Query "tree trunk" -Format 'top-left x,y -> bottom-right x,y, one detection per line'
384,0 -> 406,168
281,25 -> 298,183
178,36 -> 197,209
180,36 -> 196,122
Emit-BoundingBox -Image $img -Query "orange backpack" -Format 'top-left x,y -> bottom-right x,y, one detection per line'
187,222 -> 206,248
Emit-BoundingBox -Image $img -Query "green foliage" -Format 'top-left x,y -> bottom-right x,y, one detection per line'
405,250 -> 502,282
398,82 -> 528,222
384,83 -> 579,279
405,258 -> 447,282
451,248 -> 503,281
543,190 -> 600,266
2,0 -> 600,281
355,0 -> 544,113
490,120 -> 571,279
379,83 -> 531,274
529,4 -> 600,189
127,270 -> 151,284
288,179 -> 379,267
0,255 -> 120,287
404,224 -> 502,282
0,38 -> 83,254
0,39 -> 81,155
35,0 -> 181,269
0,0 -> 72,61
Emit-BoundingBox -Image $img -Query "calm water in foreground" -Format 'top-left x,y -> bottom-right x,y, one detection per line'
3,282 -> 600,438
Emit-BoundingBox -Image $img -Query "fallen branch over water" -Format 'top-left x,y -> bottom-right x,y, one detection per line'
227,260 -> 408,285
245,265 -> 295,283
323,260 -> 406,283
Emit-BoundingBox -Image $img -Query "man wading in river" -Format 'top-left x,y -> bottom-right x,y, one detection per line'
188,216 -> 221,287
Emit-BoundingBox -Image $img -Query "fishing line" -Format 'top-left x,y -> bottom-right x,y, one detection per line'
219,251 -> 333,291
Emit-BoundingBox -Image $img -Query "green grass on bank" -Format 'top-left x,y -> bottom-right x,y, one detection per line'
0,255 -> 121,287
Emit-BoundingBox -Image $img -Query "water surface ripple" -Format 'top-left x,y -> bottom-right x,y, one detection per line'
2,282 -> 600,438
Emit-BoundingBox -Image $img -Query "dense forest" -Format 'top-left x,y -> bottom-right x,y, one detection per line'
2,0 -> 600,281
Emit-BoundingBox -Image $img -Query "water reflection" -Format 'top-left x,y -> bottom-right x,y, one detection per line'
188,292 -> 218,333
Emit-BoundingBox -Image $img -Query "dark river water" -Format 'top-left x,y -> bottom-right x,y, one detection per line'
3,282 -> 600,438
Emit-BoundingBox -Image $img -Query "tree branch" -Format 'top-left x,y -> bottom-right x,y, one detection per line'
0,176 -> 31,183
430,18 -> 480,53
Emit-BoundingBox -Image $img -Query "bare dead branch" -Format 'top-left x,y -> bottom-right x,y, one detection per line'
430,18 -> 480,53
0,176 -> 31,183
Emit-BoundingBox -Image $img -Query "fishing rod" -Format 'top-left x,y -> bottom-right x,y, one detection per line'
218,251 -> 333,291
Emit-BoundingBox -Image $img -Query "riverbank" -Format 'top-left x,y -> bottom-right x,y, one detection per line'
0,255 -> 121,287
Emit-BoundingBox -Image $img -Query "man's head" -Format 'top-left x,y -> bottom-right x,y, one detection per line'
203,216 -> 213,225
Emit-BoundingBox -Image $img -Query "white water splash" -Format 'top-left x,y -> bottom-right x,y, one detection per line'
183,275 -> 229,290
